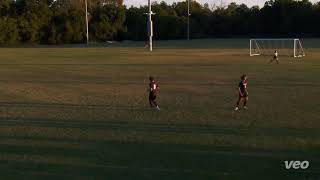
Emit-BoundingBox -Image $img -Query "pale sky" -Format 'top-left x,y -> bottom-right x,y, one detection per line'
124,0 -> 319,7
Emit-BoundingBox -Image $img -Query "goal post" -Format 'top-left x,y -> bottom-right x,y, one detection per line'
250,39 -> 305,58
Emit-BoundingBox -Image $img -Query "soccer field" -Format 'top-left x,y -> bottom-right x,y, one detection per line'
0,40 -> 319,179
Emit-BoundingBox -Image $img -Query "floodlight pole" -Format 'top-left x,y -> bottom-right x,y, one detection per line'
147,0 -> 154,52
85,0 -> 89,44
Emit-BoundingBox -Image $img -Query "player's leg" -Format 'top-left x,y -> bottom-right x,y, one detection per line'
149,94 -> 154,107
152,99 -> 157,106
153,100 -> 160,110
235,96 -> 242,111
276,58 -> 279,64
150,95 -> 160,110
152,100 -> 160,110
243,97 -> 248,109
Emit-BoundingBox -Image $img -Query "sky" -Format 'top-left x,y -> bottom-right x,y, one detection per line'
124,0 -> 319,8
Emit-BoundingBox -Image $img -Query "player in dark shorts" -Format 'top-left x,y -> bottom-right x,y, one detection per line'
148,76 -> 160,111
235,74 -> 248,111
269,50 -> 279,64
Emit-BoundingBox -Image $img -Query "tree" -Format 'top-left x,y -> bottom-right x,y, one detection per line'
0,17 -> 19,44
48,9 -> 86,44
124,7 -> 147,41
15,0 -> 52,43
0,0 -> 12,16
90,3 -> 126,41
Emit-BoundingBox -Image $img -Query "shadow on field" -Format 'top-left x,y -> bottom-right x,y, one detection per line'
0,101 -> 138,108
0,138 -> 319,180
0,103 -> 319,179
0,102 -> 149,111
0,115 -> 318,138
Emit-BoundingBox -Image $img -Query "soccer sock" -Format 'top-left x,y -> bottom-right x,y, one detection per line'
153,101 -> 158,107
244,99 -> 247,106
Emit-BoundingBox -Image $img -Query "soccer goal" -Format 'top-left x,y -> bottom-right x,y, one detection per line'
250,39 -> 305,58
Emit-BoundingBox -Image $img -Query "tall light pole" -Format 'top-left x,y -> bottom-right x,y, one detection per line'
85,0 -> 89,44
187,0 -> 191,40
147,0 -> 154,52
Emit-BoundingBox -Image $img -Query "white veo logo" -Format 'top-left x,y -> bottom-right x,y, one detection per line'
284,160 -> 309,169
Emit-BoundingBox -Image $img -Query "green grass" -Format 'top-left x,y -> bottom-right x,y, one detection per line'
0,43 -> 319,179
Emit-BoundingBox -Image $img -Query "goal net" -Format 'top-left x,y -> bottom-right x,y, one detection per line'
250,39 -> 305,58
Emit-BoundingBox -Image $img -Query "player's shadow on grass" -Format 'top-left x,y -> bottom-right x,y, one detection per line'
0,101 -> 151,111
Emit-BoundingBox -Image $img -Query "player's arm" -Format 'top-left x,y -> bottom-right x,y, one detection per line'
147,84 -> 152,92
238,87 -> 243,96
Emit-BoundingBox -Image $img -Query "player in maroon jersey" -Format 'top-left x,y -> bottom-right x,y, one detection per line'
148,76 -> 160,111
235,74 -> 248,111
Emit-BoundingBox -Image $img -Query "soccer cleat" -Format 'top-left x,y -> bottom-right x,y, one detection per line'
234,107 -> 239,111
243,106 -> 248,110
156,106 -> 161,111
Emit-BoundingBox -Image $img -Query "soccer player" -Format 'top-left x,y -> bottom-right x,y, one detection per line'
269,50 -> 279,64
148,76 -> 160,111
234,74 -> 248,111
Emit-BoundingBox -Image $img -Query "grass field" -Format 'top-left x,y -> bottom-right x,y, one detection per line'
0,39 -> 319,179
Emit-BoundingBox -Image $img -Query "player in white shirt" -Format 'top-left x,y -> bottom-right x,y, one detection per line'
269,50 -> 279,64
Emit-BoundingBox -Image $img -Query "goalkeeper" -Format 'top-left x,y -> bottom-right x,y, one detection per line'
269,50 -> 279,64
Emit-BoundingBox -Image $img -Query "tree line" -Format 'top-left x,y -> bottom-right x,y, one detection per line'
0,0 -> 319,44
